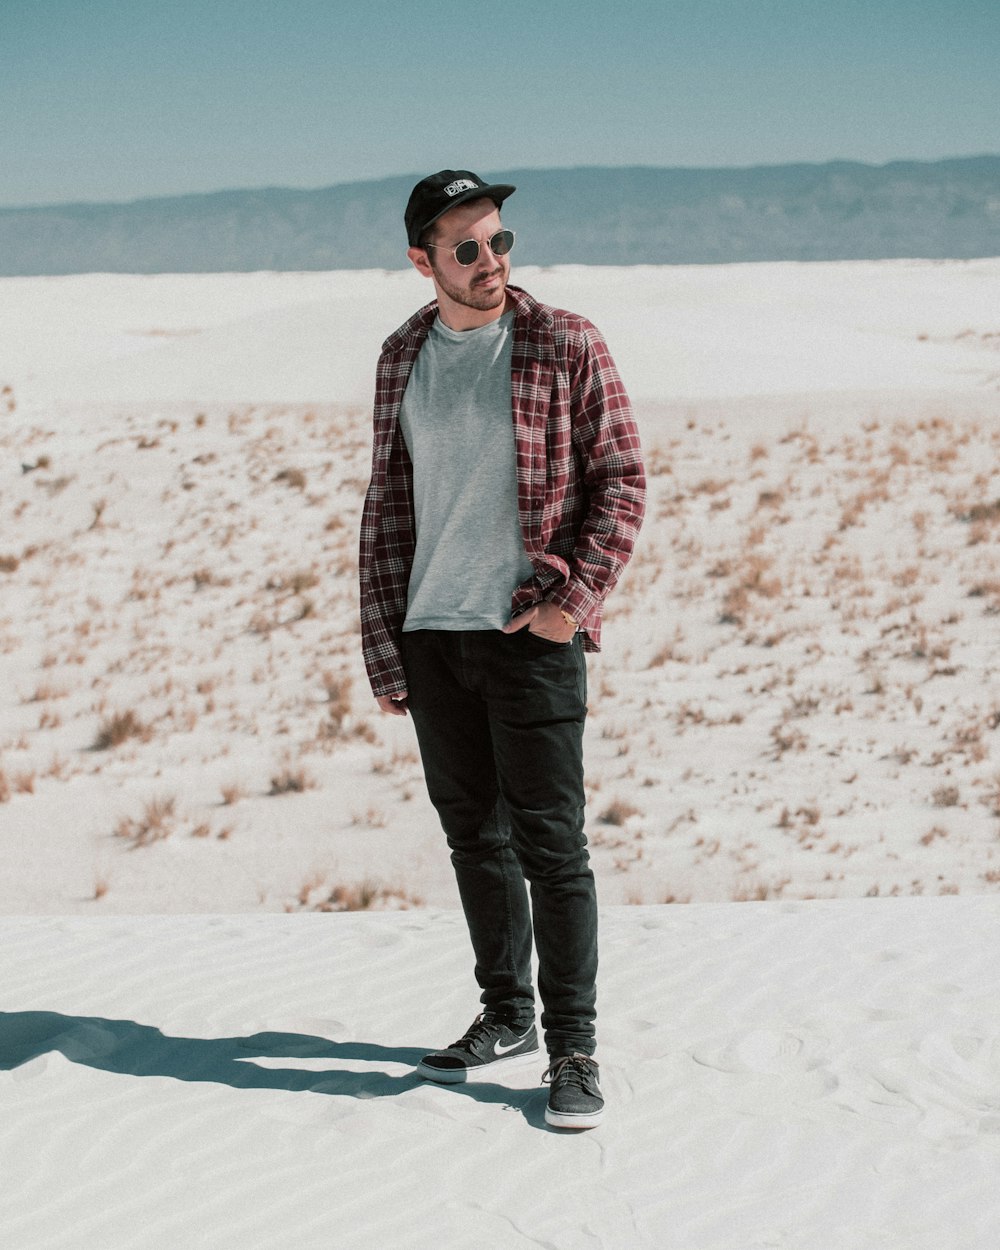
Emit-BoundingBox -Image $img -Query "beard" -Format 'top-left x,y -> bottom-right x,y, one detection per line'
431,262 -> 508,313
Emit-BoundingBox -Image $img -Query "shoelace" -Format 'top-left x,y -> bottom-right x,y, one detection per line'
451,1014 -> 502,1053
543,1054 -> 598,1087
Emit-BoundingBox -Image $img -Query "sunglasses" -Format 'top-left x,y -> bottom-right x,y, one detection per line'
424,229 -> 515,267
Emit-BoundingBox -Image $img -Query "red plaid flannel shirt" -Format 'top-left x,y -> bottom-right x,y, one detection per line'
359,284 -> 645,698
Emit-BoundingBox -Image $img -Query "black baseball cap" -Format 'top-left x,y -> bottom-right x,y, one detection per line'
405,169 -> 516,247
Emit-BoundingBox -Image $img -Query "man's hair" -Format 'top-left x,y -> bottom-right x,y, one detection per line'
418,221 -> 440,250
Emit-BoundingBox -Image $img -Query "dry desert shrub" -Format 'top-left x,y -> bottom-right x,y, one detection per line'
114,796 -> 225,846
266,568 -> 320,596
888,744 -> 918,766
220,781 -> 247,806
88,498 -> 108,530
644,447 -> 673,476
732,877 -> 791,902
769,724 -> 808,759
931,785 -> 961,808
598,797 -> 642,826
692,477 -> 731,497
274,467 -> 307,490
778,805 -> 822,831
950,715 -> 991,763
289,569 -> 320,595
269,760 -> 316,795
756,487 -> 785,510
371,746 -> 420,774
92,708 -> 151,750
27,680 -> 69,703
0,554 -> 19,573
321,669 -> 352,729
11,770 -> 36,795
719,552 -> 782,626
966,579 -> 1000,614
783,693 -> 821,720
115,795 -> 176,848
292,878 -> 423,912
0,768 -> 10,804
248,609 -> 276,636
960,498 -> 1000,525
647,627 -> 687,669
351,806 -> 388,828
980,776 -> 1000,819
45,754 -> 69,780
37,474 -> 73,497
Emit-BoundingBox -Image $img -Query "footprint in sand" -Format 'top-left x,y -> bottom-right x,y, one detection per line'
692,1028 -> 820,1075
689,1028 -> 839,1105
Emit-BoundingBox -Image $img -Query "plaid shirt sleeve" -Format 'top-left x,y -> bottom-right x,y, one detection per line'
358,308 -> 431,697
508,293 -> 645,651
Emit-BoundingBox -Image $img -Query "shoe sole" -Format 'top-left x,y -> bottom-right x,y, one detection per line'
416,1046 -> 541,1084
544,1104 -> 604,1129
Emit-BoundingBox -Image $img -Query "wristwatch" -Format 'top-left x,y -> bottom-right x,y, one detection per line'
558,609 -> 578,630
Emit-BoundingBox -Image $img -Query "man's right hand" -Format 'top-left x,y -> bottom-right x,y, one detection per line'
376,691 -> 409,716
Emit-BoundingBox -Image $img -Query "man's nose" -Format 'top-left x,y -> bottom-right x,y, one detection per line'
474,240 -> 498,269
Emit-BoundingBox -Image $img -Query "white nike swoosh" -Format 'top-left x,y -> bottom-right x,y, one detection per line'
493,1037 -> 530,1056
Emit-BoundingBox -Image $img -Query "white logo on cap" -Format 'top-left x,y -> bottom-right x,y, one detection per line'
444,179 -> 478,197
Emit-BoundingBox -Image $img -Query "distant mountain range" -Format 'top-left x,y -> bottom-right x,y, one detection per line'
2,157 -> 998,274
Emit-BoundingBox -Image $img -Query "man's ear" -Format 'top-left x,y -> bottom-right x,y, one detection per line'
407,246 -> 434,278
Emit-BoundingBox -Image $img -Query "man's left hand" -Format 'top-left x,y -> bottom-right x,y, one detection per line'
502,601 -> 577,644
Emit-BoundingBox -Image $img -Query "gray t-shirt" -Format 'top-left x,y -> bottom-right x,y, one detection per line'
398,310 -> 534,632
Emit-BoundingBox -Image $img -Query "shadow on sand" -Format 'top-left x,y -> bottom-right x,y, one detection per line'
0,1010 -> 547,1126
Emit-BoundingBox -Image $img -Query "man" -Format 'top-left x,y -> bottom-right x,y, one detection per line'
359,169 -> 645,1129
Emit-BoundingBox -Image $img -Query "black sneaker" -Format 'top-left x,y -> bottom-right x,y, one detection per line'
543,1054 -> 604,1129
416,1013 -> 539,1084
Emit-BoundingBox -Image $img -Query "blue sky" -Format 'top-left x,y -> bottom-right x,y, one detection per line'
3,0 -> 998,207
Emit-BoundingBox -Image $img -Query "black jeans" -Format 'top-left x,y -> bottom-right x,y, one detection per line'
400,628 -> 597,1058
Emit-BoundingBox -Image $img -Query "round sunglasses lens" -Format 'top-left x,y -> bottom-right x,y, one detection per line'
491,230 -> 514,256
454,239 -> 480,265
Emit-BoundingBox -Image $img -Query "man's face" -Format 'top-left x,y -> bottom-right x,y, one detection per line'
414,198 -> 510,320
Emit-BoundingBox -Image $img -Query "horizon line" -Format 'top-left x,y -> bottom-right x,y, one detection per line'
2,152 -> 998,214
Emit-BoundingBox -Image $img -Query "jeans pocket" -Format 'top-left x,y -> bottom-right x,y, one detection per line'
518,630 -> 575,655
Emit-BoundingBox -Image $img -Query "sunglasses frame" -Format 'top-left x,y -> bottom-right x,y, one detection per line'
423,229 -> 516,267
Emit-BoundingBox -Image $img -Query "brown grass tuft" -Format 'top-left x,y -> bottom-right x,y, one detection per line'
274,467 -> 307,490
220,781 -> 247,806
293,878 -> 423,912
598,797 -> 642,826
93,708 -> 151,750
931,785 -> 960,808
114,796 -> 176,847
269,761 -> 317,795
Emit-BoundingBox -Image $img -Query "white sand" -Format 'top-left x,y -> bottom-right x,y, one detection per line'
4,260 -> 999,409
1,260 -> 999,1245
3,899 -> 999,1248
